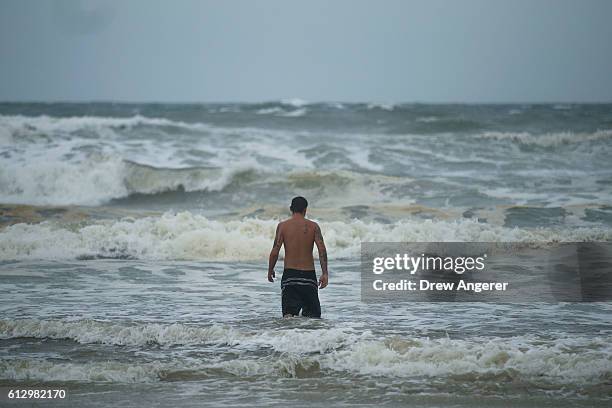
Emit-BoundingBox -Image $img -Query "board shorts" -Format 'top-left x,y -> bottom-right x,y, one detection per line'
281,268 -> 321,318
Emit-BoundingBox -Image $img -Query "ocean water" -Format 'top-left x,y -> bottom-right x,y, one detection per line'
0,101 -> 611,406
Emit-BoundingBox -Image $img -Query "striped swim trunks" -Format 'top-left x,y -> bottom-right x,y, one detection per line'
281,268 -> 321,318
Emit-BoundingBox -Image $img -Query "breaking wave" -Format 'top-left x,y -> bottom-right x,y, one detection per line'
0,360 -> 168,383
0,157 -> 258,206
0,114 -> 253,205
1,318 -> 610,385
1,212 -> 610,261
479,130 -> 612,147
0,114 -> 211,141
0,158 -> 402,206
0,319 -> 242,347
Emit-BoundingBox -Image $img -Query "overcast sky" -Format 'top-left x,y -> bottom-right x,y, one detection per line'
1,0 -> 611,103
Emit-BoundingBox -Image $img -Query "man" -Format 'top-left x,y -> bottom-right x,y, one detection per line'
267,196 -> 328,318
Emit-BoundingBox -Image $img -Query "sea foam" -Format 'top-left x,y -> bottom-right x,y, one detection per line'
0,212 -> 610,261
1,318 -> 609,384
479,130 -> 612,147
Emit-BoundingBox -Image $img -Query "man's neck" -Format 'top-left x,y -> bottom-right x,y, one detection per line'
291,213 -> 305,220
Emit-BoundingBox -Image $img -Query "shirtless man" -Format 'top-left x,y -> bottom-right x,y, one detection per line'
267,196 -> 328,318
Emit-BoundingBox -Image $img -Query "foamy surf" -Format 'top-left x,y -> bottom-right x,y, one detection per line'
0,319 -> 362,352
0,114 -> 212,137
0,360 -> 168,383
0,318 -> 610,385
0,158 -> 261,206
2,112 -> 612,211
1,211 -> 610,261
1,103 -> 611,405
479,130 -> 612,147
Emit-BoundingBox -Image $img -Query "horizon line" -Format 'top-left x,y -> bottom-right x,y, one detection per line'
1,99 -> 612,105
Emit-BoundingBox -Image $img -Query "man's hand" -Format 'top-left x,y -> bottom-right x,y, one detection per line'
318,273 -> 328,289
267,269 -> 275,282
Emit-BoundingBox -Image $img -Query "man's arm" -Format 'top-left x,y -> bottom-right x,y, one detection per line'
268,223 -> 283,282
314,223 -> 328,289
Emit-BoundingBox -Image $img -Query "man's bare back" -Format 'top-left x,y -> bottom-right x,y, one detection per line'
278,216 -> 316,270
268,213 -> 328,288
267,197 -> 328,317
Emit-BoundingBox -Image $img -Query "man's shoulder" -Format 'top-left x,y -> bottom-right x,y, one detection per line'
306,219 -> 320,229
277,219 -> 292,229
278,218 -> 320,229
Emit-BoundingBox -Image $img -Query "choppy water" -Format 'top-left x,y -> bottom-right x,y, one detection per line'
0,102 -> 611,406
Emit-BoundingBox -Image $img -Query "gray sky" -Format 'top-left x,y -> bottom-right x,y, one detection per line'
1,0 -> 611,103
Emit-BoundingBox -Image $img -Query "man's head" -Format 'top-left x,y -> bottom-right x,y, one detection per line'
290,196 -> 308,215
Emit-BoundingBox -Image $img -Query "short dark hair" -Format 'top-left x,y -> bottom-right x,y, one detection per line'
290,196 -> 308,213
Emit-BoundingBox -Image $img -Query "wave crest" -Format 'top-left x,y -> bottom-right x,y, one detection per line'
1,318 -> 610,384
0,114 -> 210,140
0,319 -> 240,347
1,212 -> 610,261
479,130 -> 612,147
0,157 -> 258,206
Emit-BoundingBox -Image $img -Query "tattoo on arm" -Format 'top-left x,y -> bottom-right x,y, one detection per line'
269,224 -> 282,272
315,224 -> 328,275
272,224 -> 283,251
